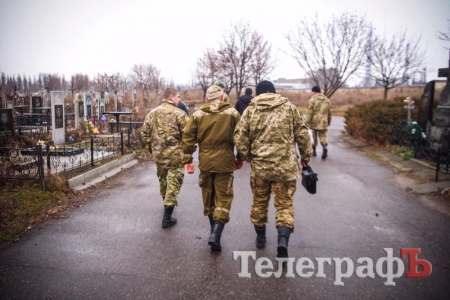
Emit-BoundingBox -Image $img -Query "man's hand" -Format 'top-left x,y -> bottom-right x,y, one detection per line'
300,159 -> 309,168
185,163 -> 195,174
235,159 -> 244,170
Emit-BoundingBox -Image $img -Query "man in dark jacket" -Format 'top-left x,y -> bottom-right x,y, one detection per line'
183,85 -> 244,251
177,100 -> 189,115
234,88 -> 253,115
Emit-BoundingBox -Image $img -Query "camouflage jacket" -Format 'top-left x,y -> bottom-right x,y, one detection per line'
306,93 -> 332,130
182,100 -> 242,172
141,99 -> 189,168
234,93 -> 312,181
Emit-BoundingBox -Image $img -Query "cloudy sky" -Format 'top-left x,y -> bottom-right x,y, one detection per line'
0,0 -> 449,86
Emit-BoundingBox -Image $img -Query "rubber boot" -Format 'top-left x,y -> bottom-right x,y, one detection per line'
208,215 -> 214,232
254,225 -> 266,249
208,221 -> 224,251
322,144 -> 328,159
277,226 -> 292,258
312,146 -> 317,157
162,205 -> 177,228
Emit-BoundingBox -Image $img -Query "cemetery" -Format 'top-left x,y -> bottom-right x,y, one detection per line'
0,88 -> 143,191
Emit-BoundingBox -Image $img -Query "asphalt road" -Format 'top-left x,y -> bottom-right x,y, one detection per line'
1,117 -> 449,299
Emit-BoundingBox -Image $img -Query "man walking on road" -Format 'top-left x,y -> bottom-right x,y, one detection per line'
306,86 -> 332,159
141,87 -> 189,228
183,85 -> 244,251
234,80 -> 313,259
235,87 -> 253,115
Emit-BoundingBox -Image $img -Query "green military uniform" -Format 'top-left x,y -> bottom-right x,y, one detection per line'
182,92 -> 241,224
141,99 -> 189,206
234,92 -> 312,232
306,93 -> 332,147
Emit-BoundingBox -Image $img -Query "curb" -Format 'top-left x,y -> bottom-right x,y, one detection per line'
66,154 -> 136,189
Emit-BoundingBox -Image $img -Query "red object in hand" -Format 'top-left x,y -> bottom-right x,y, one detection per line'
235,160 -> 244,170
185,163 -> 195,174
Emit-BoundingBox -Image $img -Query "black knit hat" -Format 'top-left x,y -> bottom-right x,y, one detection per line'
311,86 -> 321,93
245,88 -> 252,95
256,80 -> 276,95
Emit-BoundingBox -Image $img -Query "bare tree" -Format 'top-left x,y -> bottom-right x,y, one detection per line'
72,73 -> 90,92
41,73 -> 63,91
219,21 -> 264,97
95,73 -> 120,92
437,18 -> 450,50
369,30 -> 425,99
194,49 -> 217,100
285,13 -> 371,98
251,39 -> 277,85
130,64 -> 162,97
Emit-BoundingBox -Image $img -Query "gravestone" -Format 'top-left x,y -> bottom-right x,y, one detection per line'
84,93 -> 92,120
0,109 -> 14,134
73,93 -> 83,130
99,91 -> 107,117
44,92 -> 51,107
117,93 -> 122,111
51,91 -> 65,145
428,52 -> 450,151
31,96 -> 43,113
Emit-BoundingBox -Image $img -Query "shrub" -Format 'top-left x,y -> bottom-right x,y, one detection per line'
344,98 -> 418,146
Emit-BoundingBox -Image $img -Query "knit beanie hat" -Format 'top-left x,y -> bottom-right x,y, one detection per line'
256,80 -> 276,96
245,88 -> 252,95
206,85 -> 224,100
311,86 -> 321,93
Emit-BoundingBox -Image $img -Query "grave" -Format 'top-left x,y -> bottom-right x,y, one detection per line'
84,93 -> 93,120
31,95 -> 43,113
73,93 -> 83,130
51,91 -> 65,145
0,109 -> 14,135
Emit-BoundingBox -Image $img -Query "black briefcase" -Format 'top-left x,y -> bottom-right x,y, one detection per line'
301,166 -> 318,194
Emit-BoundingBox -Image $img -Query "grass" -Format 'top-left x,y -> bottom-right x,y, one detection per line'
0,175 -> 84,244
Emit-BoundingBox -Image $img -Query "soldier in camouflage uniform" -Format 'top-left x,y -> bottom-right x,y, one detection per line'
234,80 -> 313,259
306,86 -> 332,159
183,85 -> 244,251
141,88 -> 189,228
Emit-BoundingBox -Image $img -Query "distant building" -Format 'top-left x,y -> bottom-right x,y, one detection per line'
272,78 -> 314,90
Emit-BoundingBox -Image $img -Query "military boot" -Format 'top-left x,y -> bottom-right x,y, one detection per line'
312,146 -> 317,157
254,225 -> 266,249
322,144 -> 328,159
277,226 -> 292,258
208,215 -> 214,232
208,221 -> 225,251
162,205 -> 177,228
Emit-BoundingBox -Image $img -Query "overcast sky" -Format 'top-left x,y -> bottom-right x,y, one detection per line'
0,0 -> 449,86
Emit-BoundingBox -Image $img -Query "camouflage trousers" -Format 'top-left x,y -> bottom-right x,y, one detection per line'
312,129 -> 328,146
156,164 -> 184,206
199,171 -> 234,224
250,169 -> 296,232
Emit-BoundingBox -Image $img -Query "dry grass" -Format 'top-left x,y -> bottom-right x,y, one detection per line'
0,175 -> 82,244
117,86 -> 440,115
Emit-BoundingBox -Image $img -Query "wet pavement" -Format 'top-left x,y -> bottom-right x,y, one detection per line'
1,117 -> 450,299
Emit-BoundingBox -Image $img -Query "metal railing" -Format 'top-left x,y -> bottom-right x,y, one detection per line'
0,145 -> 46,191
1,131 -> 127,190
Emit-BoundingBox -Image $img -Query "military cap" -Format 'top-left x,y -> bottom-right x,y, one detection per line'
256,80 -> 276,95
312,86 -> 321,93
206,85 -> 224,100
